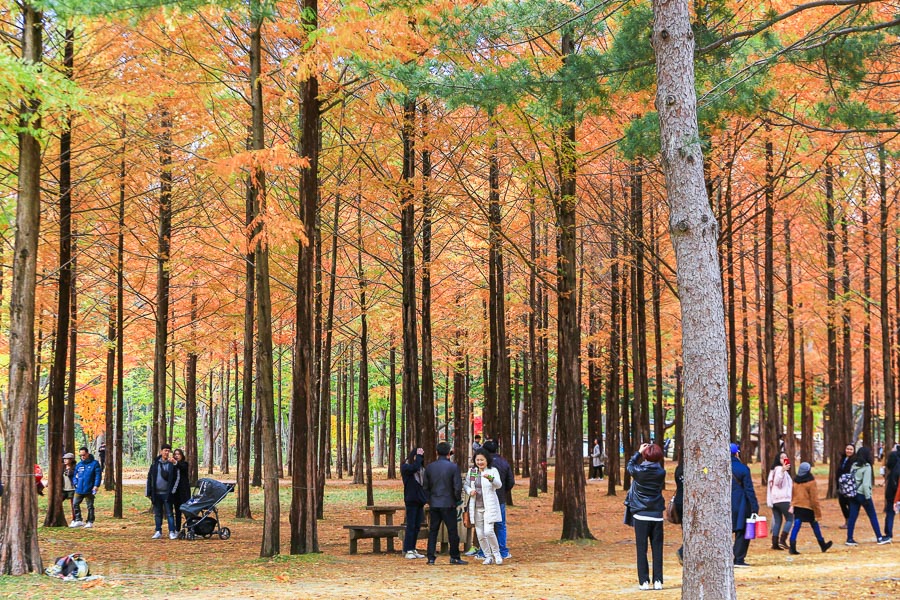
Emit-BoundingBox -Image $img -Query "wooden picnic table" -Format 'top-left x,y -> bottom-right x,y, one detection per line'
366,505 -> 405,527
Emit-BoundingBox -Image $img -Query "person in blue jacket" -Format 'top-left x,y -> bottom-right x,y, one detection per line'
70,446 -> 102,528
401,447 -> 428,559
731,443 -> 760,567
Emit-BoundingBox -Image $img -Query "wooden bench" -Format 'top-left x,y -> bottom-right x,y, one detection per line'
343,524 -> 405,555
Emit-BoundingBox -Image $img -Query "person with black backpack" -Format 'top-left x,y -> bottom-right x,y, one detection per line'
845,446 -> 890,546
837,444 -> 855,529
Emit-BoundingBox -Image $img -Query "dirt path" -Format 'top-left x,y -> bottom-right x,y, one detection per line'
5,468 -> 900,598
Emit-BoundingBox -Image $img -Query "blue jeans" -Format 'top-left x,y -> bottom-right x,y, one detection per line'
847,494 -> 882,541
884,511 -> 895,539
153,494 -> 175,533
495,503 -> 509,556
403,503 -> 424,552
789,516 -> 824,543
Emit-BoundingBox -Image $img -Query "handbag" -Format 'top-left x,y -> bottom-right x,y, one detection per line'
463,510 -> 473,529
664,497 -> 682,525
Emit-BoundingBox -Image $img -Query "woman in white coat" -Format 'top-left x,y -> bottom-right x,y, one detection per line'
465,448 -> 503,564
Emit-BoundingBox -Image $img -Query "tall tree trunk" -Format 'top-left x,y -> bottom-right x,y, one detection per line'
739,234 -> 752,458
401,98 -> 424,454
0,4 -> 43,573
154,108 -> 172,451
650,201 -> 664,445
421,103 -> 437,456
104,292 -> 115,491
841,203 -> 853,455
631,161 -> 650,442
554,30 -> 591,540
605,224 -> 621,496
452,321 -> 468,467
724,139 -> 738,441
651,0 -> 736,594
879,144 -> 896,454
784,217 -> 796,461
861,186 -> 872,450
222,360 -> 230,474
354,204 -> 374,505
186,288 -> 199,483
799,323 -> 813,463
825,162 -> 842,496
754,226 -> 765,469
114,118 -> 126,518
528,204 -> 543,498
45,26 -> 74,528
65,238 -> 77,454
247,6 -> 280,557
290,0 -> 319,553
388,344 -> 397,478
763,132 -> 780,476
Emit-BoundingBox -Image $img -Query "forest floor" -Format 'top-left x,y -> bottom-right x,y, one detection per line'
1,464 -> 899,599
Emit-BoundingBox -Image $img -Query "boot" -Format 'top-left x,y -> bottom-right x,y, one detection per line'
818,539 -> 833,553
772,534 -> 782,550
789,539 -> 799,555
779,531 -> 789,550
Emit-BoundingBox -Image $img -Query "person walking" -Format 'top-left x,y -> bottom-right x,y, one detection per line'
766,452 -> 794,550
590,438 -> 605,480
731,443 -> 759,567
845,446 -> 890,545
883,444 -> 900,541
624,442 -> 666,591
787,462 -> 832,554
146,443 -> 181,540
481,439 -> 514,560
423,442 -> 467,565
400,447 -> 428,559
465,448 -> 503,565
837,444 -> 855,528
62,452 -> 77,524
70,446 -> 102,529
171,448 -> 192,533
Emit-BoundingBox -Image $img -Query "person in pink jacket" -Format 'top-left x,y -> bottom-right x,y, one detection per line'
767,452 -> 794,550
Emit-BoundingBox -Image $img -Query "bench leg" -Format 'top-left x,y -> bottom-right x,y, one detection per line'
349,537 -> 358,555
373,537 -> 382,553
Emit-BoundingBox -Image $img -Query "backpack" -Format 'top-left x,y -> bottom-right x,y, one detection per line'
44,553 -> 89,580
838,468 -> 858,498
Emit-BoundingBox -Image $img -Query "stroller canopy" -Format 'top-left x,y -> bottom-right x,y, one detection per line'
180,478 -> 233,517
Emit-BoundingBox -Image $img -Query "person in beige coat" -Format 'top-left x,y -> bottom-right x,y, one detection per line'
788,462 -> 832,554
465,449 -> 503,565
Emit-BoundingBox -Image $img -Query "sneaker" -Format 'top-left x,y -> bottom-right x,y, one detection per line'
474,551 -> 486,559
844,539 -> 858,546
83,522 -> 93,529
483,557 -> 494,565
69,520 -> 84,528
427,559 -> 435,565
464,546 -> 479,556
169,531 -> 178,540
152,531 -> 162,539
405,551 -> 418,559
494,555 -> 503,565
733,561 -> 750,568
877,536 -> 892,545
449,558 -> 467,565
654,581 -> 663,590
413,550 -> 426,558
500,552 -> 511,560
639,582 -> 651,591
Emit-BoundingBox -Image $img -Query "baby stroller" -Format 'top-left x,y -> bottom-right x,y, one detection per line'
179,478 -> 234,540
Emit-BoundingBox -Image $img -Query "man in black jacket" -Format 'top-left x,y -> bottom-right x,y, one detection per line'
146,444 -> 180,540
482,439 -> 514,560
423,442 -> 467,565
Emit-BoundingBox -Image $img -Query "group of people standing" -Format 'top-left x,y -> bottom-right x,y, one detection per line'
64,447 -> 102,528
401,438 -> 514,566
622,440 -> 900,592
145,444 -> 191,539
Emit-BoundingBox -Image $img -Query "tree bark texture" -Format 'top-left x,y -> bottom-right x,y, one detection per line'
0,4 -> 43,574
651,0 -> 736,595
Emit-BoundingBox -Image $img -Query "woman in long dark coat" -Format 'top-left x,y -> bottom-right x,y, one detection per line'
172,448 -> 192,533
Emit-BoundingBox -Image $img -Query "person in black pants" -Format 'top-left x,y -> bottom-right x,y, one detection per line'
731,443 -> 760,567
838,444 -> 855,528
401,447 -> 428,559
172,449 -> 192,533
423,442 -> 467,565
625,443 -> 667,591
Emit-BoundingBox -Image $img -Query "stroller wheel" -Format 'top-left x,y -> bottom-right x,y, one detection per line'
219,527 -> 231,540
186,530 -> 196,541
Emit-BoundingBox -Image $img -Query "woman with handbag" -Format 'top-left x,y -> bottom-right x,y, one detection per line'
624,443 -> 666,591
465,448 -> 503,565
401,448 -> 428,559
766,452 -> 794,550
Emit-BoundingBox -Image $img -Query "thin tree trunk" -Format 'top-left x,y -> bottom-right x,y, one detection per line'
388,344 -> 397,478
45,26 -> 74,528
114,118 -> 126,518
784,218 -> 796,461
65,237 -> 77,454
354,203 -> 374,505
421,103 -> 437,456
154,107 -> 172,451
861,185 -> 872,450
104,293 -> 115,491
879,144 -> 896,454
825,162 -> 843,496
605,223 -> 621,496
186,288 -> 199,483
763,132 -> 780,475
